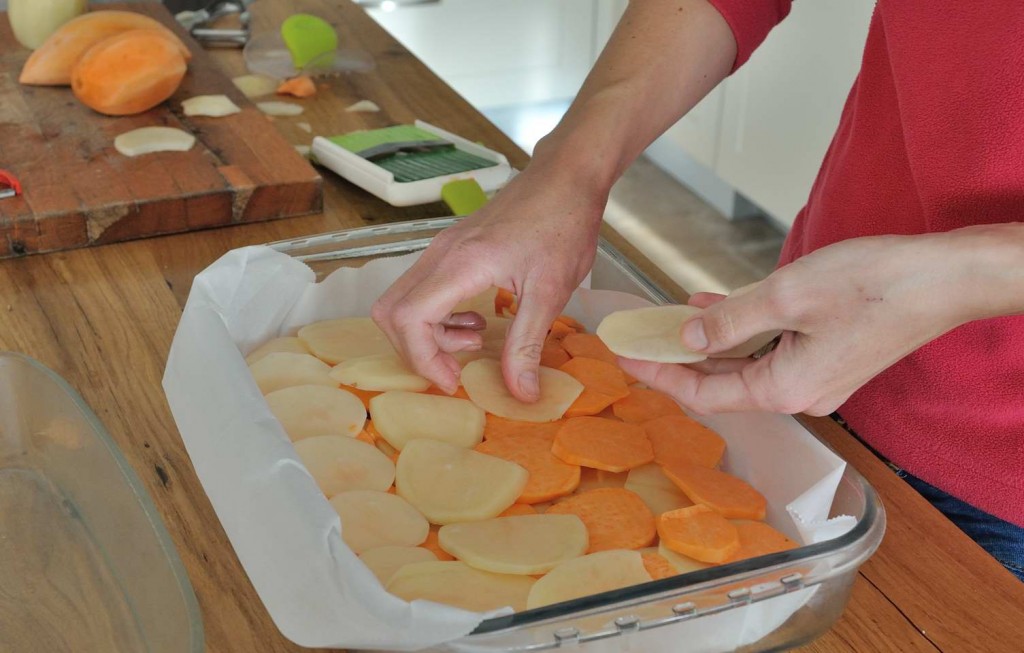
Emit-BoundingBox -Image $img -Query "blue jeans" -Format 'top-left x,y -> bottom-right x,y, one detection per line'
895,469 -> 1024,582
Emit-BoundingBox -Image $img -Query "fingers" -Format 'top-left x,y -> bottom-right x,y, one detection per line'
501,278 -> 565,403
442,311 -> 487,330
680,284 -> 786,356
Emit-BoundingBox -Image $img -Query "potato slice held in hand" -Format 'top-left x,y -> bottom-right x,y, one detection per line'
386,561 -> 535,612
359,546 -> 437,585
244,336 -> 310,365
370,391 -> 485,450
438,514 -> 588,575
396,439 -> 528,524
329,490 -> 429,554
596,306 -> 706,364
462,359 -> 583,423
527,549 -> 652,610
249,352 -> 335,395
294,435 -> 395,496
298,318 -> 395,364
265,385 -> 366,441
330,353 -> 431,392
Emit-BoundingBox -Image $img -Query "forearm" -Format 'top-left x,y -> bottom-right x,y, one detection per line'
529,0 -> 736,200
932,222 -> 1024,325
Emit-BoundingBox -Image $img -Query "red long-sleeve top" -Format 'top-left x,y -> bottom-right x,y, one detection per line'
707,0 -> 1024,526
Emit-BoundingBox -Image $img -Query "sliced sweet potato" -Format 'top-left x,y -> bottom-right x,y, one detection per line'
722,520 -> 799,563
641,552 -> 678,581
423,385 -> 471,400
276,75 -> 316,98
421,527 -> 455,561
657,504 -> 740,564
340,384 -> 381,411
546,487 -> 656,552
611,387 -> 684,423
483,414 -> 564,441
499,503 -> 538,518
476,435 -> 580,504
540,339 -> 571,369
526,550 -> 651,609
561,333 -> 618,365
642,414 -> 726,469
547,319 -> 576,342
71,29 -> 187,116
438,514 -> 588,575
494,288 -> 517,316
20,10 -> 191,86
387,561 -> 535,612
661,462 -> 767,520
551,417 -> 654,472
559,357 -> 631,417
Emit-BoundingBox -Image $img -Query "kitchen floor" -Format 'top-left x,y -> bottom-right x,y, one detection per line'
484,102 -> 785,296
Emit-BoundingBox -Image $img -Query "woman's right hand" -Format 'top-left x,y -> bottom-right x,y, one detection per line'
371,160 -> 606,402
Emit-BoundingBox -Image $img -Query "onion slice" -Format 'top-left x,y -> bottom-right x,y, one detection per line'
182,94 -> 241,117
114,127 -> 196,157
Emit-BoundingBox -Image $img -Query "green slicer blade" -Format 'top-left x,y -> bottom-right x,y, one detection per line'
328,125 -> 499,183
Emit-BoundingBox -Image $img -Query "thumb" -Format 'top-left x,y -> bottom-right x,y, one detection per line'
681,285 -> 781,355
501,282 -> 564,403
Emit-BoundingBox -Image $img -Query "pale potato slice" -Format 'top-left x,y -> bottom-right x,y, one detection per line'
396,439 -> 528,524
596,306 -> 707,364
369,391 -> 485,450
625,463 -> 694,516
249,352 -> 335,394
386,561 -> 535,612
265,385 -> 367,441
526,549 -> 652,609
294,435 -> 395,496
298,317 -> 395,364
244,336 -> 311,365
658,541 -> 713,574
461,359 -> 583,423
329,353 -> 431,392
329,490 -> 429,554
438,514 -> 588,575
359,546 -> 437,585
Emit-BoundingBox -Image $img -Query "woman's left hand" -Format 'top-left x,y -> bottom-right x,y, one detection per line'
618,232 -> 989,416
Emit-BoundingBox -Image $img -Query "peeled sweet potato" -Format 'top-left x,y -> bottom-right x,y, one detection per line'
20,10 -> 190,86
71,29 -> 187,116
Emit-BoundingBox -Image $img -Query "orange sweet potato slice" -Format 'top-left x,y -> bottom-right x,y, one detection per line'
546,487 -> 656,552
548,319 -> 576,341
641,551 -> 679,580
722,520 -> 799,563
642,414 -> 726,469
555,315 -> 586,332
423,385 -> 471,400
277,75 -> 316,98
495,288 -> 517,316
661,462 -> 767,520
561,333 -> 617,365
421,527 -> 455,561
483,414 -> 565,441
551,417 -> 654,472
499,503 -> 539,518
476,436 -> 581,504
340,383 -> 381,411
559,358 -> 632,418
611,387 -> 684,423
540,338 -> 571,369
658,504 -> 740,563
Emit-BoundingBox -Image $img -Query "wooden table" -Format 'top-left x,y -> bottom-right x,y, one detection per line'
1,1 -> 1022,651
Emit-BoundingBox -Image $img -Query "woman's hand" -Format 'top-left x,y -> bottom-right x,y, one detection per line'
372,162 -> 605,401
618,231 -> 1006,415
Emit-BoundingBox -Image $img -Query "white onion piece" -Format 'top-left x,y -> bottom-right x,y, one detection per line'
182,94 -> 241,117
257,101 -> 304,116
346,100 -> 380,113
232,73 -> 279,98
296,122 -> 313,133
114,127 -> 196,157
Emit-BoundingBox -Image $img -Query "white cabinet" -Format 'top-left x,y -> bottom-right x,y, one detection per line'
366,0 -> 599,109
646,0 -> 874,226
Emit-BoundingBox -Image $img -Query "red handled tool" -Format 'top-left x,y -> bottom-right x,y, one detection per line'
0,170 -> 21,200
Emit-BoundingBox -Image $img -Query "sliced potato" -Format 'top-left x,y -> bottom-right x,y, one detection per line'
396,439 -> 528,524
244,336 -> 311,365
294,435 -> 395,496
386,561 -> 535,612
359,546 -> 437,585
658,541 -> 712,574
526,549 -> 652,610
329,353 -> 431,392
329,490 -> 429,554
438,514 -> 588,575
249,352 -> 335,395
298,317 -> 395,365
461,359 -> 583,423
595,306 -> 706,364
369,391 -> 485,450
265,385 -> 366,441
625,463 -> 694,516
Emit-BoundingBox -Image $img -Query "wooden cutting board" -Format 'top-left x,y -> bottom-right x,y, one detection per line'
0,3 -> 322,259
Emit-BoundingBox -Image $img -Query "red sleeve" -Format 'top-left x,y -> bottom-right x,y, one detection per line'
707,0 -> 793,71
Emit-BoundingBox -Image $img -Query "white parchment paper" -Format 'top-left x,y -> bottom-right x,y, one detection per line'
163,245 -> 856,651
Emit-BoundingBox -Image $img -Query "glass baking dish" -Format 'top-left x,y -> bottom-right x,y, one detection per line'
0,353 -> 204,653
266,217 -> 886,652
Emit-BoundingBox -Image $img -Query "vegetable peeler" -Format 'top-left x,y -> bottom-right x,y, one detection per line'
0,170 -> 22,200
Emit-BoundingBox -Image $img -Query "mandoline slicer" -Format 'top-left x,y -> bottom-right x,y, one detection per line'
311,120 -> 513,206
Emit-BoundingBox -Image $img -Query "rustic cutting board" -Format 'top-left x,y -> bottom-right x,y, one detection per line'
0,3 -> 322,258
